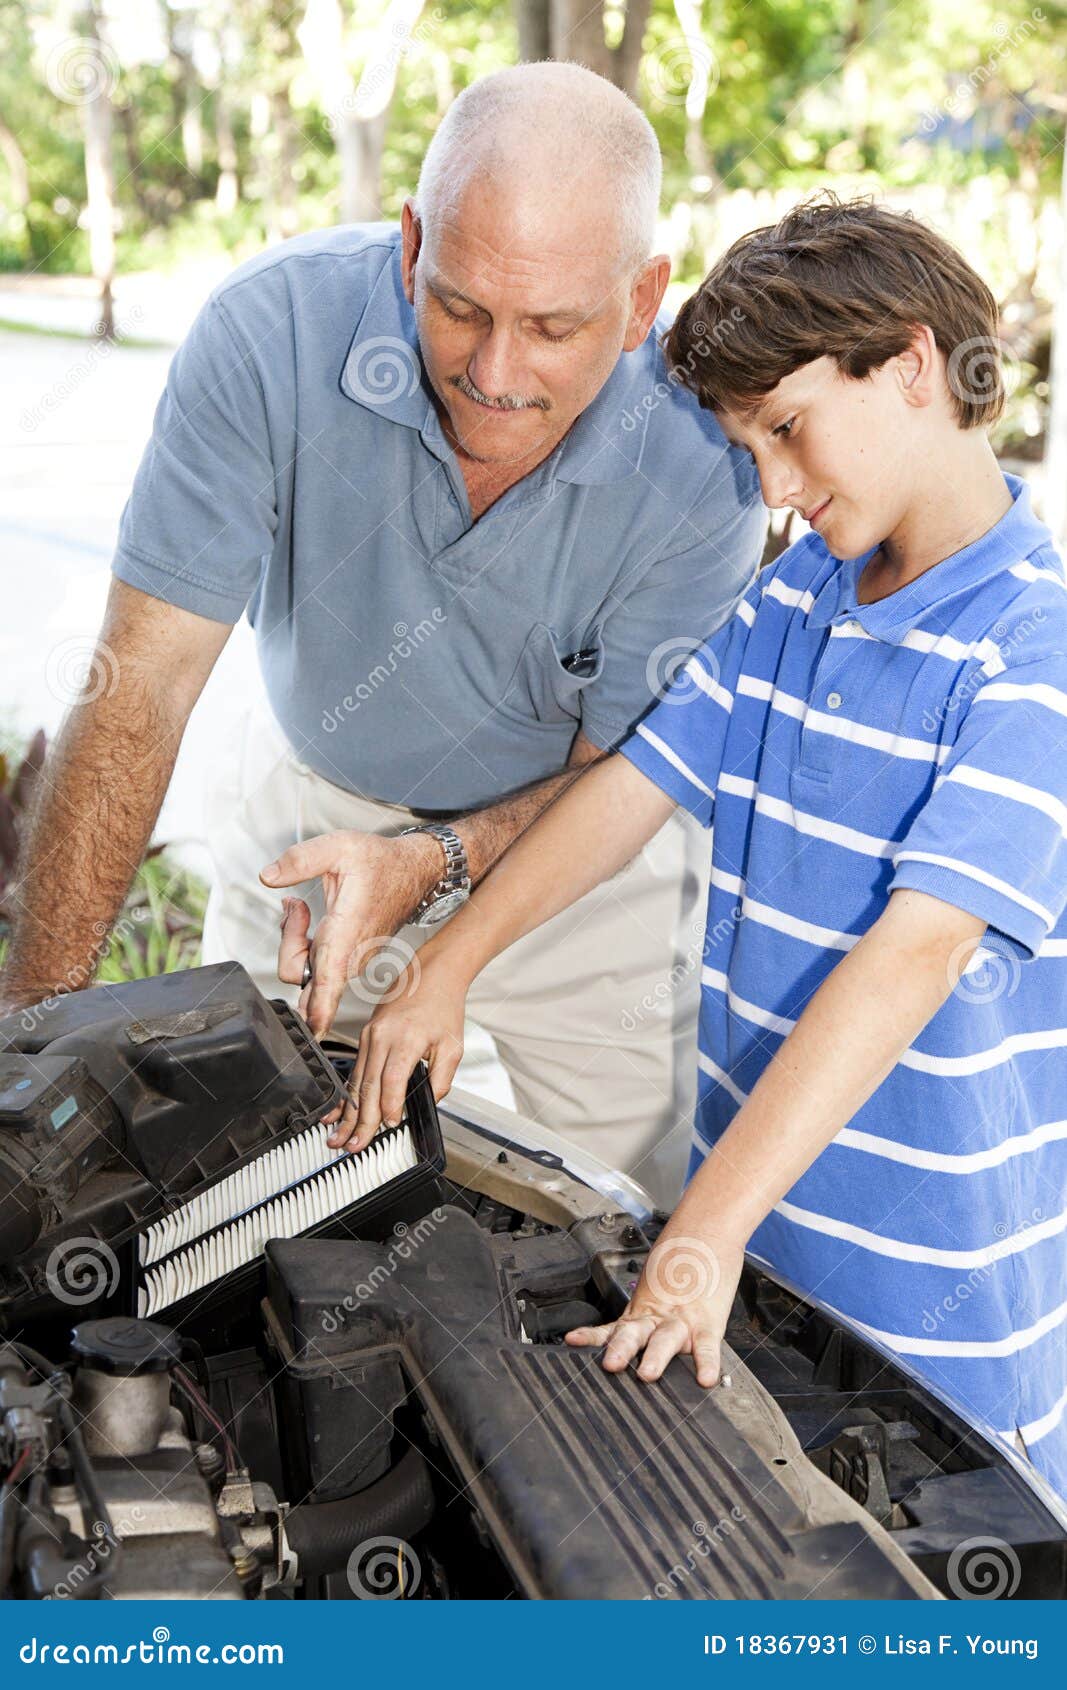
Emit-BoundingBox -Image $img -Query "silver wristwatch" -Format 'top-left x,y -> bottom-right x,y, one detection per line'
399,823 -> 471,927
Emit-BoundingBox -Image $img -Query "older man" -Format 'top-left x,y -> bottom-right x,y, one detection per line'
1,63 -> 762,1208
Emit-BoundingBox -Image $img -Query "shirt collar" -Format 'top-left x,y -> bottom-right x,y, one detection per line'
338,235 -> 434,430
338,232 -> 651,484
806,474 -> 1048,641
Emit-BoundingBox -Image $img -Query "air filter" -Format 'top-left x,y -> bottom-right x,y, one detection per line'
137,1122 -> 422,1317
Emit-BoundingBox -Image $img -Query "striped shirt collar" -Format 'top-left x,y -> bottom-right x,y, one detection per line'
807,474 -> 1049,642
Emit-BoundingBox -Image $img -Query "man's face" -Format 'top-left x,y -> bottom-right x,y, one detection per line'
719,354 -> 923,559
401,189 -> 667,468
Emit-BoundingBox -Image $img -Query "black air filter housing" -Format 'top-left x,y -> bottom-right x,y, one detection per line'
0,964 -> 351,1314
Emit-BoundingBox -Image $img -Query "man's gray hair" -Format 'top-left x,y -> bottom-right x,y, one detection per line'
415,62 -> 662,272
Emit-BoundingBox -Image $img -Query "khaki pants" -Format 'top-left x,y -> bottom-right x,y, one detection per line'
200,698 -> 710,1211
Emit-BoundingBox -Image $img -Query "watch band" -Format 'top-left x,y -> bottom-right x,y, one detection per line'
399,823 -> 471,923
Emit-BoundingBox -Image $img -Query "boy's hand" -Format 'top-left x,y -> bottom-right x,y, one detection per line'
565,1228 -> 746,1387
322,953 -> 469,1152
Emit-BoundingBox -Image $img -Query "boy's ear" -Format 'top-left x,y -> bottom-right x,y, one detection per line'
896,324 -> 939,409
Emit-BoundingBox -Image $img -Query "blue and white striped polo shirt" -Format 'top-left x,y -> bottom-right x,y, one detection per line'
621,474 -> 1067,1501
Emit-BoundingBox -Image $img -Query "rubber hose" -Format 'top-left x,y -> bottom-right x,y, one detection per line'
284,1445 -> 435,1580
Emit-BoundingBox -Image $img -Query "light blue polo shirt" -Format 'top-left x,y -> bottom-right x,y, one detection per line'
112,224 -> 764,810
622,475 -> 1067,1501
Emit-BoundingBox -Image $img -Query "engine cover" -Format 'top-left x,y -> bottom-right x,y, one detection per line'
263,1207 -> 940,1600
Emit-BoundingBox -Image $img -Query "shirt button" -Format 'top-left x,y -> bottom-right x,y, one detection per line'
448,490 -> 458,506
826,691 -> 843,710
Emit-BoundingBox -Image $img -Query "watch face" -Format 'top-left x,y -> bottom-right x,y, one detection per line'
419,888 -> 469,926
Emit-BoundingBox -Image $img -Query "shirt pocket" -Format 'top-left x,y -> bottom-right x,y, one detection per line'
496,621 -> 605,729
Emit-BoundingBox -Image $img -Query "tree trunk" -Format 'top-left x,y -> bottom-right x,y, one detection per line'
337,108 -> 389,222
516,0 -> 551,62
524,0 -> 648,96
300,0 -> 426,226
166,7 -> 203,184
550,0 -> 611,82
0,113 -> 29,208
1043,143 -> 1067,549
215,91 -> 239,214
672,0 -> 715,185
613,0 -> 652,100
81,2 -> 116,340
114,100 -> 154,220
840,0 -> 877,160
272,88 -> 299,239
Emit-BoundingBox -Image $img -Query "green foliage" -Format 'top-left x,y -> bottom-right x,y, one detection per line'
0,0 -> 1061,444
93,850 -> 208,983
0,847 -> 207,986
0,724 -> 45,924
2,0 -> 1061,274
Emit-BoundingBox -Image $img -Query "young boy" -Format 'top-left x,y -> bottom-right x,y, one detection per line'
324,198 -> 1067,1502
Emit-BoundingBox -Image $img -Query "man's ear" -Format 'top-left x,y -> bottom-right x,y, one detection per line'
897,324 -> 939,409
623,254 -> 671,352
400,198 -> 422,306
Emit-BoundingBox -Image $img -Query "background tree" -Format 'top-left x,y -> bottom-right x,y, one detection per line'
78,0 -> 117,337
0,0 -> 1060,493
515,0 -> 651,98
300,0 -> 428,223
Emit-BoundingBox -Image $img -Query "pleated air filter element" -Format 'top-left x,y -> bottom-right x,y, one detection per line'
136,1119 -> 430,1319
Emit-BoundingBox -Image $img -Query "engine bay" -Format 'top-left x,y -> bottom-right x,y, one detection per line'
1,966 -> 1065,1602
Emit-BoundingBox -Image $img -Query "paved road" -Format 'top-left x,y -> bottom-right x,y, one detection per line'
0,267 -> 217,345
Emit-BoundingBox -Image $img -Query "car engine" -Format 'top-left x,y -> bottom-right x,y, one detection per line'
1,965 -> 1065,1601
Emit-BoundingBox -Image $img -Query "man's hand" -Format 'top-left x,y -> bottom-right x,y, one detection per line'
565,1227 -> 745,1387
319,951 -> 469,1151
261,829 -> 443,1039
261,736 -> 619,1043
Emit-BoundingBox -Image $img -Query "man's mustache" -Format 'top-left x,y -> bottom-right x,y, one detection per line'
449,370 -> 550,412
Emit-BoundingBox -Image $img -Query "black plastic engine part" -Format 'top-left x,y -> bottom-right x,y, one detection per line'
0,965 -> 339,1298
262,1208 -> 944,1600
0,965 -> 443,1325
724,1279 -> 1067,1599
70,1317 -> 182,1376
284,1445 -> 435,1581
0,1055 -> 121,1259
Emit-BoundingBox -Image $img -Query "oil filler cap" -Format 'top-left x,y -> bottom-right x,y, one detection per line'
71,1316 -> 181,1376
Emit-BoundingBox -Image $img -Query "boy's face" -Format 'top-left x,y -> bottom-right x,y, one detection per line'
719,354 -> 923,559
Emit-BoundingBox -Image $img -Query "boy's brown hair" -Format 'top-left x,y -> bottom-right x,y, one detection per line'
664,195 -> 1005,430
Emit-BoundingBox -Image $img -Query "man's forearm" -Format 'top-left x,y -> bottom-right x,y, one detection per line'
673,889 -> 987,1246
447,758 -> 595,889
3,693 -> 183,1003
417,751 -> 677,984
2,582 -> 229,1008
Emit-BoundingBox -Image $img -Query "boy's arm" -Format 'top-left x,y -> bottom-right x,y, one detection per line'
566,888 -> 987,1386
327,751 -> 677,1147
